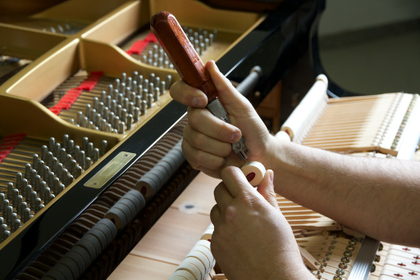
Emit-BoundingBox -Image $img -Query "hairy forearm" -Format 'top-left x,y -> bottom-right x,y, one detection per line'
266,138 -> 420,246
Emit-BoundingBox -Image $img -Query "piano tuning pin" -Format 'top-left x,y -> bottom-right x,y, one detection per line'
29,190 -> 37,206
21,178 -> 28,195
82,137 -> 88,152
0,194 -> 5,211
4,206 -> 12,224
78,150 -> 85,168
99,102 -> 105,116
93,148 -> 100,162
116,104 -> 122,117
58,148 -> 65,163
149,72 -> 155,85
154,76 -> 160,88
113,116 -> 120,129
12,189 -> 19,206
49,138 -> 56,152
69,159 -> 77,175
209,33 -> 214,45
114,79 -> 120,93
128,91 -> 135,104
48,193 -> 55,204
126,114 -> 133,130
122,83 -> 128,96
138,74 -> 143,86
34,175 -> 42,192
121,108 -> 128,122
74,166 -> 82,179
134,107 -> 140,123
86,143 -> 93,159
22,208 -> 31,223
128,101 -> 134,115
34,198 -> 43,213
51,156 -> 58,173
147,93 -> 153,108
142,88 -> 148,101
141,100 -> 147,115
154,87 -> 160,102
41,145 -> 48,161
100,119 -> 106,132
148,82 -> 154,97
133,71 -> 138,82
7,183 -> 13,200
15,173 -> 23,191
24,163 -> 31,179
42,187 -> 50,203
160,81 -> 166,95
93,97 -> 99,110
85,157 -> 92,169
52,177 -> 59,194
95,113 -> 102,127
48,171 -> 55,188
165,75 -> 172,89
67,174 -> 74,186
100,140 -> 107,157
10,213 -> 17,230
32,154 -> 39,170
16,195 -> 23,215
107,85 -> 113,99
121,72 -> 127,83
118,122 -> 125,134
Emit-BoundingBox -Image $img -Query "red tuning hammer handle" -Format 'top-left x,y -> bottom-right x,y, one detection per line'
150,11 -> 218,102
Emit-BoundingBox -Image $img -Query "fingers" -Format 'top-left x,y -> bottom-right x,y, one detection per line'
206,60 -> 254,117
183,125 -> 231,157
214,182 -> 233,208
256,170 -> 279,210
220,166 -> 253,198
181,139 -> 225,171
210,204 -> 221,226
170,79 -> 208,108
187,107 -> 242,144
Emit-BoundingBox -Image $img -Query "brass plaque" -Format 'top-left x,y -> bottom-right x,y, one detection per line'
84,152 -> 136,189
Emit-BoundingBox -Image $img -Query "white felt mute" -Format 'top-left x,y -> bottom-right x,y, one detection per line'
241,161 -> 266,186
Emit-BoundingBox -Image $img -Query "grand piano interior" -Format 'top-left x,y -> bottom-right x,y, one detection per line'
0,0 -> 419,279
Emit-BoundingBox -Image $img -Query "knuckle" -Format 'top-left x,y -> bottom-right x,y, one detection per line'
187,108 -> 201,127
193,149 -> 207,164
224,205 -> 237,223
192,132 -> 207,148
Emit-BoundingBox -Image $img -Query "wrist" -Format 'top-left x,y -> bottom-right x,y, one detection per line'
262,135 -> 289,173
268,251 -> 314,280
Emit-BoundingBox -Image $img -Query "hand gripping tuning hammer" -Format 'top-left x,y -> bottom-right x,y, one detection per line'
150,11 -> 249,161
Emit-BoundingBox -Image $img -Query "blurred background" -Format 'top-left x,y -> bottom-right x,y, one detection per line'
318,0 -> 420,95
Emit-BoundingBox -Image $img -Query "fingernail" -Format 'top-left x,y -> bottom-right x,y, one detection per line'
232,131 -> 240,142
269,170 -> 274,183
192,97 -> 205,107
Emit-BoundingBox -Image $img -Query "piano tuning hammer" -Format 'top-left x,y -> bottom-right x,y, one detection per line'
151,11 -> 249,162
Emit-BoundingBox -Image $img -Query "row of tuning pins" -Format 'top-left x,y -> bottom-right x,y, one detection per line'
0,135 -> 107,243
73,71 -> 172,134
139,27 -> 218,68
184,26 -> 217,55
41,22 -> 82,35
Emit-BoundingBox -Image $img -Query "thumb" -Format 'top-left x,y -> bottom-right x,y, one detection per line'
256,170 -> 279,209
205,60 -> 254,117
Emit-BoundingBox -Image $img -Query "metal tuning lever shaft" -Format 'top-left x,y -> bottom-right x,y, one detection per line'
150,11 -> 249,162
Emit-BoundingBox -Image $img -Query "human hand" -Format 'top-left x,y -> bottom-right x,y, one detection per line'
170,60 -> 274,178
210,166 -> 310,280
